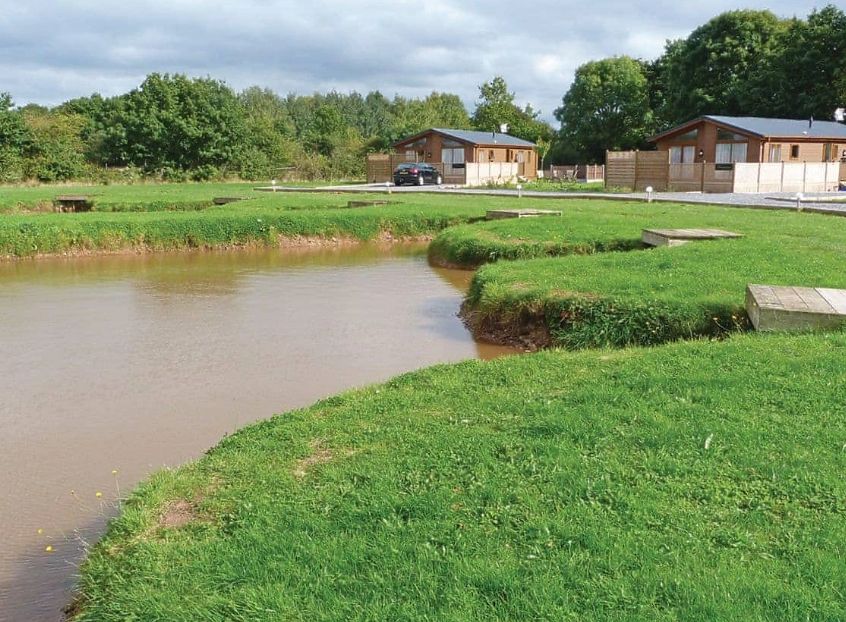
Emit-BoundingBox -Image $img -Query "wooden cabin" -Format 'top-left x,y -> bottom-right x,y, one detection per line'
393,128 -> 538,178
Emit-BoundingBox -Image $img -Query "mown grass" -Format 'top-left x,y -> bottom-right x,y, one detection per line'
73,332 -> 846,621
432,205 -> 846,348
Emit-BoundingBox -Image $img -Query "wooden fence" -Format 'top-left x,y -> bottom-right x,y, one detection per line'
606,151 -> 668,190
606,151 -> 844,193
546,164 -> 605,182
366,154 -> 465,184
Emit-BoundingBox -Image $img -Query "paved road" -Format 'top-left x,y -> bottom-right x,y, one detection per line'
260,184 -> 846,216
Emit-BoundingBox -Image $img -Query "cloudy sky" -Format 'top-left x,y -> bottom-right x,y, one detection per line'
0,0 -> 827,120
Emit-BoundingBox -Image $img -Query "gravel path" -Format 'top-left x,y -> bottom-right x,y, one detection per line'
261,184 -> 846,216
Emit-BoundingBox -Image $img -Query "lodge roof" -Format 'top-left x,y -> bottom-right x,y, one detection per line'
651,115 -> 846,142
394,128 -> 536,148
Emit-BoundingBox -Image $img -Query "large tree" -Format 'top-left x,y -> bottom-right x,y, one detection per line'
114,73 -> 247,174
744,5 -> 846,120
660,10 -> 784,124
472,77 -> 553,144
555,56 -> 654,162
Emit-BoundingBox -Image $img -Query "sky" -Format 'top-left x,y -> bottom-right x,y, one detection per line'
0,0 -> 829,121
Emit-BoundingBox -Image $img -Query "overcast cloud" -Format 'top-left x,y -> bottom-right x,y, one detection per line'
0,0 -> 828,121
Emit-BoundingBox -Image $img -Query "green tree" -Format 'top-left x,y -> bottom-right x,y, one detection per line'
115,73 -> 247,176
472,77 -> 553,144
20,108 -> 88,181
660,10 -> 784,124
0,93 -> 31,181
745,5 -> 846,119
555,56 -> 654,162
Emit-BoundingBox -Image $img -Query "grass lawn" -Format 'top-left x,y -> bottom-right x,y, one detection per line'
0,188 -> 491,257
73,332 -> 846,621
428,204 -> 846,348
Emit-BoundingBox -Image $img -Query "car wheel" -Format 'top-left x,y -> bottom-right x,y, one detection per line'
417,175 -> 425,186
436,175 -> 443,185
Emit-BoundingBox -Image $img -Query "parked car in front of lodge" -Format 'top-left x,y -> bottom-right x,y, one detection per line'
393,163 -> 442,186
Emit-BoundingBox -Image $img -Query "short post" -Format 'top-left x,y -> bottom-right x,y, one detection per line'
271,179 -> 277,192
516,184 -> 522,199
796,192 -> 804,211
646,186 -> 654,203
386,181 -> 392,195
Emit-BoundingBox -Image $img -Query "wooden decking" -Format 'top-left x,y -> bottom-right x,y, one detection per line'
642,228 -> 743,247
486,209 -> 562,220
746,284 -> 846,331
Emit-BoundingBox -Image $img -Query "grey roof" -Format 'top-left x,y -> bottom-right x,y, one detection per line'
653,115 -> 846,141
706,116 -> 846,139
396,128 -> 536,147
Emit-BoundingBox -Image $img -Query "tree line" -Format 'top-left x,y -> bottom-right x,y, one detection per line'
0,75 -> 550,183
1,5 -> 843,182
557,5 -> 846,161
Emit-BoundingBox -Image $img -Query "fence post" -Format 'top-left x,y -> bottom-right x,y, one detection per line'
803,162 -> 807,193
700,162 -> 706,193
633,151 -> 640,191
605,151 -> 609,189
756,162 -> 762,193
780,161 -> 786,192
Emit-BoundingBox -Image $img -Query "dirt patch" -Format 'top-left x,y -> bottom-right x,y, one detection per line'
293,440 -> 354,478
460,301 -> 551,351
158,499 -> 197,529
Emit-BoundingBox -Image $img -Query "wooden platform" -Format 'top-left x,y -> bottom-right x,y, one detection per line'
642,228 -> 742,247
486,209 -> 562,220
54,195 -> 92,213
746,284 -> 846,331
212,197 -> 247,205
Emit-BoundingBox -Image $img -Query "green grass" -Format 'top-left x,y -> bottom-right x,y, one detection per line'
428,204 -> 846,348
0,189 -> 491,257
0,181 -> 367,213
73,332 -> 846,621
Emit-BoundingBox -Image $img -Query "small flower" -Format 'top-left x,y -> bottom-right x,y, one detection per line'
36,528 -> 43,535
45,545 -> 53,553
111,470 -> 118,475
95,492 -> 103,498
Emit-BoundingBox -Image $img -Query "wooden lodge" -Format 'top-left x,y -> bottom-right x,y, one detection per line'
367,128 -> 538,185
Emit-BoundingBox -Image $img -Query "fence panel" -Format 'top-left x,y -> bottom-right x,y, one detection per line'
605,152 -> 636,189
464,163 -> 519,186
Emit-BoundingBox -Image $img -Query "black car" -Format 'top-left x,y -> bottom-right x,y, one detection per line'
393,163 -> 442,186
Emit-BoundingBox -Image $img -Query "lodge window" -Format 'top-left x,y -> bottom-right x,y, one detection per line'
768,145 -> 782,162
790,145 -> 800,159
715,142 -> 747,163
824,143 -> 839,162
669,145 -> 696,164
441,148 -> 465,165
670,129 -> 699,142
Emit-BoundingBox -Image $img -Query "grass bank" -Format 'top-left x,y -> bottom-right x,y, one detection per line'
72,332 -> 846,620
436,204 -> 846,348
0,188 -> 489,258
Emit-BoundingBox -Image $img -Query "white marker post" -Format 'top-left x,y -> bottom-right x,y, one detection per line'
386,181 -> 392,195
796,192 -> 804,211
516,184 -> 522,199
646,186 -> 654,203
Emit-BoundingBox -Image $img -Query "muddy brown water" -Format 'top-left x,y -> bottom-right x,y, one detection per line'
0,244 -> 515,621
